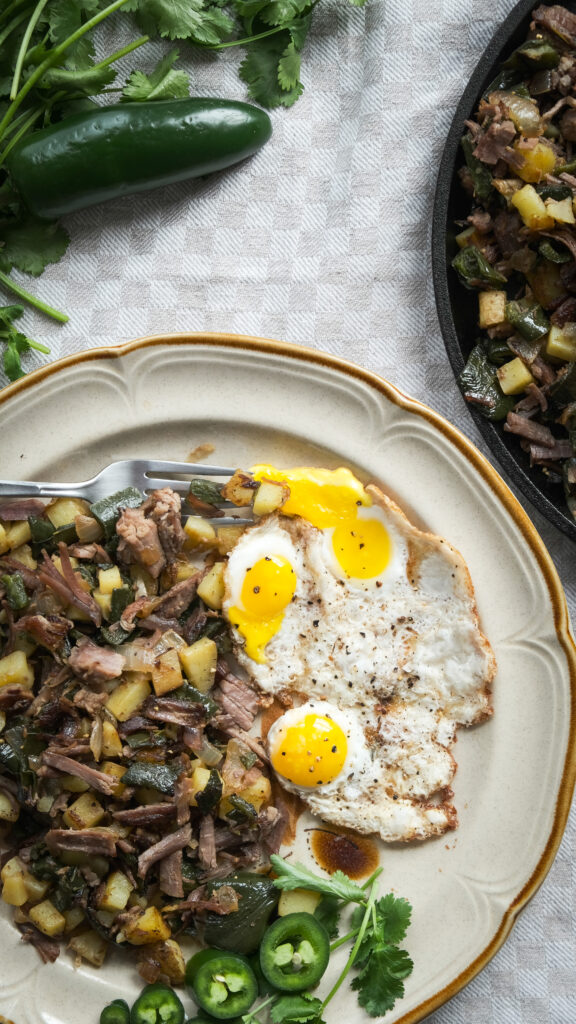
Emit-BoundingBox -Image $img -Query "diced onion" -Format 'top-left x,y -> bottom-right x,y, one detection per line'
153,630 -> 186,656
198,736 -> 224,766
489,91 -> 542,137
117,643 -> 155,672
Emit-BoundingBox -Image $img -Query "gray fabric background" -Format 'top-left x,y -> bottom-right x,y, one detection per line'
1,0 -> 575,1018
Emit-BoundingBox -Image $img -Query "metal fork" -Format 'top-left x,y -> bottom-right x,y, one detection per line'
0,459 -> 251,527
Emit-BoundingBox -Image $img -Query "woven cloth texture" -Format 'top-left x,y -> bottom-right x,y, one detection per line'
1,0 -> 575,1019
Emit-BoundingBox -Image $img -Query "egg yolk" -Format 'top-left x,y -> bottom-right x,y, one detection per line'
251,465 -> 370,529
229,555 -> 296,663
331,517 -> 392,578
271,713 -> 348,787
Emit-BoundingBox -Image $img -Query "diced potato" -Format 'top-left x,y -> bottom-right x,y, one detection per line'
100,761 -> 127,796
152,648 -> 183,696
178,637 -> 218,693
189,764 -> 212,806
75,513 -> 103,543
1,857 -> 30,907
5,520 -> 32,549
497,357 -> 536,395
454,225 -> 483,248
0,788 -> 19,822
98,870 -> 134,913
220,470 -> 257,507
197,562 -> 225,610
513,140 -> 557,183
220,775 -> 271,818
142,939 -> 186,985
63,793 -> 105,830
97,565 -> 123,594
183,516 -> 216,548
0,650 -> 34,689
24,873 -> 51,903
0,523 -> 9,555
253,479 -> 290,517
9,543 -> 36,569
217,525 -> 246,555
545,323 -> 576,361
29,900 -> 66,937
546,197 -> 575,225
0,710 -> 5,733
106,674 -> 151,721
278,889 -> 322,917
63,906 -> 85,932
60,774 -> 90,793
68,928 -> 108,966
478,290 -> 507,329
511,184 -> 555,230
46,497 -> 91,528
172,560 -> 202,583
101,720 -> 124,758
123,906 -> 171,945
92,588 -> 112,619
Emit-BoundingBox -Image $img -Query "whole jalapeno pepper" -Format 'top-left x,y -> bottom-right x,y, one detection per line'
186,949 -> 258,1020
259,913 -> 330,992
7,98 -> 272,221
129,983 -> 185,1024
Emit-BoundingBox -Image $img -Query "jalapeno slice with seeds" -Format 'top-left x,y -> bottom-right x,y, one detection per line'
129,983 -> 185,1024
187,950 -> 258,1020
100,1000 -> 130,1024
259,912 -> 330,992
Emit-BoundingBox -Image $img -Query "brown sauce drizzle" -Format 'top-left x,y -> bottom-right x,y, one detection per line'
310,826 -> 380,879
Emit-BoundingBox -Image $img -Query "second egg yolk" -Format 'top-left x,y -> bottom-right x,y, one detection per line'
331,517 -> 392,579
229,555 -> 296,663
271,713 -> 348,786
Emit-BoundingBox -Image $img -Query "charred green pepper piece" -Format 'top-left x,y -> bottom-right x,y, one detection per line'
7,99 -> 272,221
90,487 -> 144,539
130,984 -> 185,1024
120,761 -> 179,795
186,949 -> 258,1020
452,246 -> 507,290
2,572 -> 28,610
505,300 -> 550,341
459,343 -> 515,421
460,135 -> 493,203
187,478 -> 225,507
203,874 -> 279,955
259,913 -> 330,992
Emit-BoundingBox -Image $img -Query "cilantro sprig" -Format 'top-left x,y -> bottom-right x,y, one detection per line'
0,303 -> 50,381
241,856 -> 414,1023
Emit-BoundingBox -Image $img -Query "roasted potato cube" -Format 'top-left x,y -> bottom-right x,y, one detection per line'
29,899 -> 66,937
546,323 -> 576,361
513,140 -> 556,183
106,674 -> 151,721
278,889 -> 322,917
100,761 -> 127,796
0,650 -> 34,689
24,873 -> 51,903
46,497 -> 91,528
68,928 -> 108,966
139,939 -> 186,985
183,516 -> 216,547
511,184 -> 554,230
1,857 -> 30,906
220,470 -> 257,507
0,523 -> 9,555
478,290 -> 507,329
5,520 -> 32,549
152,648 -> 183,696
75,513 -> 103,542
123,906 -> 171,945
98,870 -> 134,913
189,764 -> 213,806
252,479 -> 290,517
546,197 -> 575,224
98,565 -> 123,594
92,588 -> 112,619
217,525 -> 246,556
63,792 -> 105,830
197,562 -> 225,610
9,543 -> 36,568
60,774 -> 90,793
101,720 -> 123,758
0,788 -> 19,822
63,906 -> 85,932
219,774 -> 271,818
178,637 -> 218,693
497,357 -> 535,395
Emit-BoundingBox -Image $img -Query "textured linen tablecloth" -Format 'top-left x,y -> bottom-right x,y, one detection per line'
1,0 -> 575,1019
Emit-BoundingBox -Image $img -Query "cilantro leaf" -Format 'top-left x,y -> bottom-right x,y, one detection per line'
132,0 -> 234,45
122,49 -> 190,101
0,216 -> 70,278
259,0 -> 312,26
240,32 -> 303,108
269,856 -> 367,904
0,304 -> 50,382
351,946 -> 414,1016
278,40 -> 301,91
270,993 -> 324,1024
313,894 -> 341,939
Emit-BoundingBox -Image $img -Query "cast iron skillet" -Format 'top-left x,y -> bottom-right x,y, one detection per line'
432,0 -> 576,542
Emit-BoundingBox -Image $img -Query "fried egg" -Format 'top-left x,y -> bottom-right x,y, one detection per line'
222,465 -> 496,842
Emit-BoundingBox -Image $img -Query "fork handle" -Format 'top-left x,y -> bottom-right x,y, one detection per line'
0,480 -> 85,499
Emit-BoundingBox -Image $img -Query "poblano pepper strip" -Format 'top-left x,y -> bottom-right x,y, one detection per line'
459,343 -> 515,421
1,572 -> 28,609
505,300 -> 550,341
452,246 -> 507,290
90,487 -> 144,539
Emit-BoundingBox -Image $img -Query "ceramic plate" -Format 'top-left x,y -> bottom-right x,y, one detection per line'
432,0 -> 576,543
1,334 -> 575,1024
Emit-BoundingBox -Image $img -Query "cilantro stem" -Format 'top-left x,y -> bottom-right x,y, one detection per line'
321,877 -> 378,1011
93,35 -> 150,70
0,106 -> 43,168
207,25 -> 292,50
330,927 -> 359,952
241,994 -> 276,1024
0,0 -> 131,142
10,0 -> 49,100
0,8 -> 30,49
0,0 -> 30,28
0,270 -> 68,323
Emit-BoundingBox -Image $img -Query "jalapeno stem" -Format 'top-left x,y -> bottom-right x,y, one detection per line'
0,269 -> 68,323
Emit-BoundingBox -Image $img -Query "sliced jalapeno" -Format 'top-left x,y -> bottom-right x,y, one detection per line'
259,913 -> 330,992
187,949 -> 258,1020
100,1001 -> 130,1024
129,983 -> 185,1024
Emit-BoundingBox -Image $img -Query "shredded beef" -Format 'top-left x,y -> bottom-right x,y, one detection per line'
533,4 -> 576,45
473,120 -> 516,165
45,828 -> 117,857
41,751 -> 119,795
113,803 -> 177,826
138,824 -> 192,878
198,815 -> 217,871
143,488 -> 186,562
18,924 -> 60,963
504,413 -> 557,446
159,849 -> 184,897
117,506 -> 166,579
15,613 -> 72,653
68,638 -> 125,685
